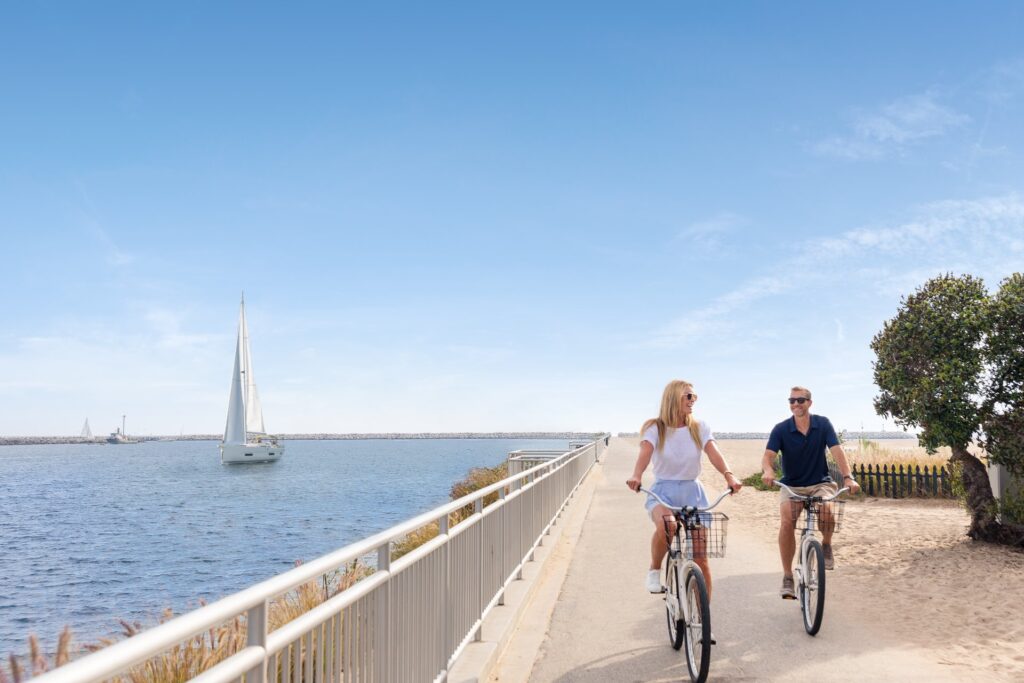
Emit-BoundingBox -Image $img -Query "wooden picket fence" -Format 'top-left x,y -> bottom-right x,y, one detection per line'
850,462 -> 954,498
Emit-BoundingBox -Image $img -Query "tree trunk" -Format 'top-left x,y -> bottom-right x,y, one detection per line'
949,446 -> 1024,546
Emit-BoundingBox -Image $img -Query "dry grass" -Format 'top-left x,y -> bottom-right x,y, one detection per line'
0,628 -> 72,683
2,560 -> 374,683
845,439 -> 953,469
393,462 -> 508,560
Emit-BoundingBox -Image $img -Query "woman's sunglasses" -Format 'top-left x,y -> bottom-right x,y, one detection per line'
788,397 -> 809,405
682,393 -> 698,401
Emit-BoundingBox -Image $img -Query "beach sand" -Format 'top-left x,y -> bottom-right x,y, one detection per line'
714,438 -> 1024,680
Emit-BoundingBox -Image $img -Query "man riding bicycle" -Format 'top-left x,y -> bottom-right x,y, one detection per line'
761,386 -> 860,599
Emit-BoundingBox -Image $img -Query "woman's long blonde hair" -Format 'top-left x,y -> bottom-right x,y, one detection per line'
642,380 -> 702,452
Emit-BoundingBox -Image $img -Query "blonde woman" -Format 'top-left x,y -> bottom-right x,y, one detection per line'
626,380 -> 741,598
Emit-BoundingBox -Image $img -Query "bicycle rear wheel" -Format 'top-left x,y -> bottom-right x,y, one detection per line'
665,559 -> 684,650
800,538 -> 826,635
683,567 -> 711,683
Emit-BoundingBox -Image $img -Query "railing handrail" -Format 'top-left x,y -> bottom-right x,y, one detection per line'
32,434 -> 610,683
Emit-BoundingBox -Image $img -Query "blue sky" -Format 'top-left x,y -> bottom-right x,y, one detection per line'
2,3 -> 1023,436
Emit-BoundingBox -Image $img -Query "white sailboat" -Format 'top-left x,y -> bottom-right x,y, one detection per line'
81,418 -> 93,439
220,296 -> 284,464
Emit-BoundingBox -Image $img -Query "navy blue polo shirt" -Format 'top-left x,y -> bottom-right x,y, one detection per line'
765,414 -> 840,486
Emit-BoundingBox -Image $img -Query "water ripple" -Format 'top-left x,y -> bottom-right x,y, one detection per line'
0,437 -> 566,655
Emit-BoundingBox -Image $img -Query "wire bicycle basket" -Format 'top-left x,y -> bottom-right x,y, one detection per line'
664,512 -> 729,559
801,499 -> 846,534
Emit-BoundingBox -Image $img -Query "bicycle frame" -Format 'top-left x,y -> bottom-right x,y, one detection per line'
776,481 -> 848,543
775,482 -> 848,635
640,486 -> 730,682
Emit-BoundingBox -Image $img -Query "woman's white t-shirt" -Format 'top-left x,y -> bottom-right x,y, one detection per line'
642,420 -> 714,481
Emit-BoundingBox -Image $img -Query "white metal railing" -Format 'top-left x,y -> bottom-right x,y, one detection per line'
32,435 -> 609,683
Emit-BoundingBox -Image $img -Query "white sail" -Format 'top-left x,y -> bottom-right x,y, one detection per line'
81,418 -> 92,438
240,304 -> 266,435
223,310 -> 246,445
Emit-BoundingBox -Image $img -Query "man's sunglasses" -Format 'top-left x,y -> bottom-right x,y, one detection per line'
788,397 -> 809,405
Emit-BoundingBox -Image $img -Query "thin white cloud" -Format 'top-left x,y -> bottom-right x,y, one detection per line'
854,93 -> 968,143
813,91 -> 968,160
810,137 -> 885,161
834,318 -> 845,343
650,193 -> 1024,349
645,275 -> 791,348
144,308 -> 220,350
815,194 -> 1024,258
980,58 -> 1024,105
91,226 -> 135,266
676,212 -> 744,249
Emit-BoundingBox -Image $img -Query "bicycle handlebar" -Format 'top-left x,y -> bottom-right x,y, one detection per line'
638,486 -> 732,513
772,481 -> 849,502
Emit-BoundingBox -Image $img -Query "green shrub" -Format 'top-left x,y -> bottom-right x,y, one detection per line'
742,453 -> 781,492
998,489 -> 1024,525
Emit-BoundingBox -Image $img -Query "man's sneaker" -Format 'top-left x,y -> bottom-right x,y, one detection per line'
780,575 -> 796,600
823,544 -> 835,570
699,632 -> 717,645
646,569 -> 664,593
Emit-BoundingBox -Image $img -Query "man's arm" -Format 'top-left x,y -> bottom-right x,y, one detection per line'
761,449 -> 779,486
829,444 -> 861,493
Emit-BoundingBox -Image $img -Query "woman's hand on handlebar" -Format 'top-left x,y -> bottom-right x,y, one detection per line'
626,476 -> 642,492
725,472 -> 743,494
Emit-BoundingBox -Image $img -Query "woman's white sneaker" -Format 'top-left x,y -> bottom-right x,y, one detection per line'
646,569 -> 664,593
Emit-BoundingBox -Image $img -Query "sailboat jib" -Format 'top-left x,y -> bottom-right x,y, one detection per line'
81,418 -> 92,439
223,320 -> 246,446
220,296 -> 284,464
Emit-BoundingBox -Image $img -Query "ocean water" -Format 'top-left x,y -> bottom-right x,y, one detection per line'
0,438 -> 568,657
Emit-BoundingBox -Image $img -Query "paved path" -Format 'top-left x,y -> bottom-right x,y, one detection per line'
494,438 -> 985,683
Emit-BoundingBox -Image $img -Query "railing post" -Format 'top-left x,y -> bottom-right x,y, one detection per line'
498,488 -> 506,605
475,498 -> 484,642
440,512 -> 450,674
245,600 -> 268,683
377,542 -> 391,683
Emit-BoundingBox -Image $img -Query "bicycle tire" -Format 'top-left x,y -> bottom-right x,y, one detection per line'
801,538 -> 826,635
665,559 -> 685,650
683,567 -> 711,683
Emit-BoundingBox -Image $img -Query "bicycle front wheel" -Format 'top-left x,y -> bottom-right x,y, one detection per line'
683,567 -> 711,683
665,560 -> 684,650
801,538 -> 826,635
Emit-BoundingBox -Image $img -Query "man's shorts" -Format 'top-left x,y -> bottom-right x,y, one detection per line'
778,480 -> 838,506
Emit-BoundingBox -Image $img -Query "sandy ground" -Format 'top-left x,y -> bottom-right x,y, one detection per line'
717,438 -> 1024,680
516,438 -> 1024,682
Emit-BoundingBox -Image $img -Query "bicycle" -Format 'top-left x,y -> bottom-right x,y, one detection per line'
773,482 -> 848,636
639,487 -> 731,683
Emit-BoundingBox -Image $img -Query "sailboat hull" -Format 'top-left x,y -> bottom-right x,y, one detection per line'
220,442 -> 284,464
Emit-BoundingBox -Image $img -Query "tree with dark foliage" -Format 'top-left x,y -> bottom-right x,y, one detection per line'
871,273 -> 1024,545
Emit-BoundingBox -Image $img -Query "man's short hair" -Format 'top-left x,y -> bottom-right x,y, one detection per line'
790,386 -> 812,399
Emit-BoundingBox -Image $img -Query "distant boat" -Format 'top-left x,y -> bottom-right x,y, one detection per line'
107,414 -> 138,444
220,296 -> 284,464
81,418 -> 93,439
